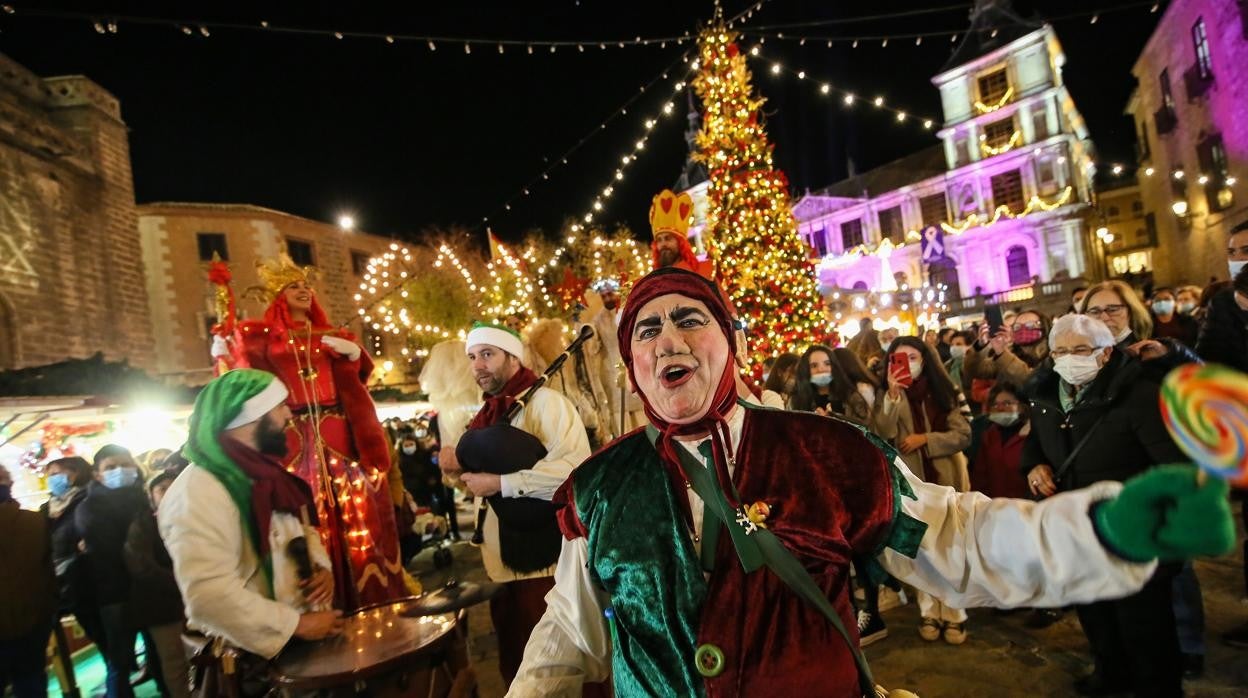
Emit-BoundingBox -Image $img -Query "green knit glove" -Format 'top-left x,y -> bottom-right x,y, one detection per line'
1092,464 -> 1236,562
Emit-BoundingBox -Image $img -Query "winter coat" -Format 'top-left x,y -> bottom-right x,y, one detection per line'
969,419 -> 1032,499
75,481 -> 147,606
1116,331 -> 1201,383
1021,353 -> 1185,491
1195,288 -> 1248,373
123,511 -> 184,629
1152,312 -> 1200,349
963,342 -> 1047,388
872,390 -> 972,490
41,489 -> 94,610
0,501 -> 56,640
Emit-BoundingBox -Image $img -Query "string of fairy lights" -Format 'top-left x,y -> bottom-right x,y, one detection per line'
747,47 -> 939,133
482,51 -> 692,227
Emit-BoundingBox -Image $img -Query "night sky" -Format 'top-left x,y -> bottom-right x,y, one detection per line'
0,1 -> 1160,245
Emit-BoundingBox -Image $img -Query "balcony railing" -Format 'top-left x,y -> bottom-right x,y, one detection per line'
1184,64 -> 1214,101
1154,104 -> 1178,136
946,277 -> 1090,316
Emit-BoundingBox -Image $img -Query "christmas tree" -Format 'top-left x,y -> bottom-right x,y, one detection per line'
693,24 -> 833,368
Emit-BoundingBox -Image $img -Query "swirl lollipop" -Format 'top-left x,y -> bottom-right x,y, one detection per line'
1159,363 -> 1248,487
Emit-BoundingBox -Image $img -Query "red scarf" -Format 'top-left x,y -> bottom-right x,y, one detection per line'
219,436 -> 318,557
618,268 -> 743,506
468,366 -> 541,430
903,375 -> 950,481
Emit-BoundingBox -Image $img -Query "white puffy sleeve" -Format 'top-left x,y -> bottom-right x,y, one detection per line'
878,460 -> 1157,608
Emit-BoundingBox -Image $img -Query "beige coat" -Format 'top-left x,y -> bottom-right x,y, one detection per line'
872,391 -> 972,491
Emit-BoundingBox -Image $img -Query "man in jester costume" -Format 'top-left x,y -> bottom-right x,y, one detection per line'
160,369 -> 344,659
218,255 -> 408,611
507,267 -> 1235,697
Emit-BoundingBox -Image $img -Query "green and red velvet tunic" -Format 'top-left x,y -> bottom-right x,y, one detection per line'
556,404 -> 915,697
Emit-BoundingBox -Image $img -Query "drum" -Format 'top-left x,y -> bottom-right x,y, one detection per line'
270,599 -> 468,696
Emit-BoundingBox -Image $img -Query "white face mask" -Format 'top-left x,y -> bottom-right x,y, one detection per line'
908,358 -> 923,377
1230,259 -> 1248,280
402,445 -> 418,455
1152,300 -> 1175,316
987,412 -> 1020,427
1053,354 -> 1103,387
1177,301 -> 1197,314
949,345 -> 968,360
810,373 -> 833,387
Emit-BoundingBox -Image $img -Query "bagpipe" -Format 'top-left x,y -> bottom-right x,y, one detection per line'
455,325 -> 595,573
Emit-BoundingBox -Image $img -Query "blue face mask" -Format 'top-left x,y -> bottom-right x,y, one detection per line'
48,473 -> 72,498
810,373 -> 833,387
102,467 -> 139,490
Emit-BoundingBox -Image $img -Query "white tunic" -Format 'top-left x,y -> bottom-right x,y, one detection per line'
480,386 -> 592,583
506,407 -> 1158,696
158,464 -> 332,659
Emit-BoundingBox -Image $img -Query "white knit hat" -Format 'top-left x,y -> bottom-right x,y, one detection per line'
465,322 -> 525,359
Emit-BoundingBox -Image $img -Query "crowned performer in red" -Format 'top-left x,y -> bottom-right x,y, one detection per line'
650,189 -> 714,279
221,254 -> 407,611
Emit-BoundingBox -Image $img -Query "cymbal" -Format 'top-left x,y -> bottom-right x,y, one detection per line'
402,579 -> 504,616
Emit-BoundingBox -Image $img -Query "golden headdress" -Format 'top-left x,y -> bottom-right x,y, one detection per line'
254,253 -> 315,302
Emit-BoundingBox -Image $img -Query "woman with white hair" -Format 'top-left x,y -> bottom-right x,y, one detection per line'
1020,313 -> 1189,697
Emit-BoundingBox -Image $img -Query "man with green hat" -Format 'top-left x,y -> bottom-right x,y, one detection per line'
159,368 -> 344,661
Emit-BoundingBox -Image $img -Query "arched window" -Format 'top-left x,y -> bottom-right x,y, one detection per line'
852,280 -> 869,291
1006,245 -> 1031,287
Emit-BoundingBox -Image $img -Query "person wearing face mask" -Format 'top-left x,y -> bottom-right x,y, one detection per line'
967,383 -> 1031,500
1148,287 -> 1199,349
39,456 -> 109,661
1022,314 -> 1191,696
1196,225 -> 1248,374
1080,281 -> 1199,380
759,353 -> 799,409
790,345 -> 871,425
76,444 -> 148,698
964,309 -> 1051,405
0,464 -> 57,698
1174,286 -> 1201,318
943,331 -> 974,402
875,336 -> 973,645
833,347 -> 881,413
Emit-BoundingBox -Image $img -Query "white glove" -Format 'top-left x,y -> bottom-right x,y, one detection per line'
210,335 -> 230,359
321,335 -> 361,361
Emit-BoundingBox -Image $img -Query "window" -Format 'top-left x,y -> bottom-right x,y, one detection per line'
1107,206 -> 1121,218
841,219 -> 864,249
928,260 -> 961,300
351,250 -> 372,276
990,169 -> 1026,213
852,281 -> 869,291
197,232 -> 228,262
878,206 -> 905,243
954,135 -> 970,166
1005,246 -> 1031,286
1136,120 -> 1151,161
1032,107 -> 1050,141
920,193 -> 948,228
1036,156 -> 1059,196
981,117 -> 1017,152
1160,69 -> 1175,109
1197,134 -> 1234,211
809,227 -> 828,257
1192,19 -> 1213,78
1132,200 -> 1144,215
977,67 -> 1010,106
286,238 -> 315,266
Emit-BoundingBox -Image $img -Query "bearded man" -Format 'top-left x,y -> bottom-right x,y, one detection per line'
436,322 -> 595,692
159,369 -> 343,663
507,267 -> 1234,697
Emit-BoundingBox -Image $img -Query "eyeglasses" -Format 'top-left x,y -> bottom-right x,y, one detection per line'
1084,304 -> 1126,318
989,400 -> 1019,409
1051,346 -> 1098,357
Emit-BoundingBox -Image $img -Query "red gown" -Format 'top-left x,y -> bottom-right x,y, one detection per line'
235,297 -> 406,611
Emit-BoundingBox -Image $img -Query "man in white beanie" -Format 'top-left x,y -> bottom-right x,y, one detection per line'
437,322 -> 595,693
159,368 -> 344,666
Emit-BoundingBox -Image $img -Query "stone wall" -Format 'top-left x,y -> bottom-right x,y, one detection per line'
0,53 -> 154,371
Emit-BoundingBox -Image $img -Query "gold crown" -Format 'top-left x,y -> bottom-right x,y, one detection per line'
649,189 -> 694,238
255,253 -> 314,300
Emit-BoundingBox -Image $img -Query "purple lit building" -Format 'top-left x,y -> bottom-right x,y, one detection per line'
1124,0 -> 1247,286
792,5 -> 1097,309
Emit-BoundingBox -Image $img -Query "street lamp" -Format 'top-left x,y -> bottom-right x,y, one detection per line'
1171,199 -> 1189,217
338,214 -> 356,231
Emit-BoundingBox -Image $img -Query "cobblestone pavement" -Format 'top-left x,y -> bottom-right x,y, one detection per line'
409,508 -> 1248,698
